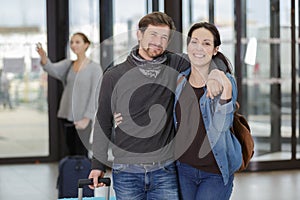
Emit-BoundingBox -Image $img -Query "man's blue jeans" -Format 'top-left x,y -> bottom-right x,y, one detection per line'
112,162 -> 179,200
176,161 -> 234,200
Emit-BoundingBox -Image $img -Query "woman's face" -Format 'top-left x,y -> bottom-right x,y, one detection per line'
70,34 -> 89,55
187,27 -> 218,68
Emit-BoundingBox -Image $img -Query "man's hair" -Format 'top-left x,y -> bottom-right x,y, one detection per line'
138,12 -> 176,35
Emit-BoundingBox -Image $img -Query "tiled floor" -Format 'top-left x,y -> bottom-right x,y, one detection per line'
0,162 -> 299,200
0,162 -> 58,200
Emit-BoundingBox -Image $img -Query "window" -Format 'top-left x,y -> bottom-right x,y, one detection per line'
0,0 -> 48,158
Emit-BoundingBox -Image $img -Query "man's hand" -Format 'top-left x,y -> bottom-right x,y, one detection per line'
114,112 -> 123,128
206,69 -> 224,99
88,169 -> 105,189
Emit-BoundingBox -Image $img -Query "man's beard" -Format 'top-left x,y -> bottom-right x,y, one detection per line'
144,46 -> 163,58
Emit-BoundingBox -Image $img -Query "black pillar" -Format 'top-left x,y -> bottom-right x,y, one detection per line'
46,0 -> 69,160
270,0 -> 281,152
188,0 -> 193,25
164,0 -> 183,53
100,0 -> 114,71
291,0 -> 296,159
208,0 -> 214,24
234,0 -> 247,112
152,0 -> 159,11
146,0 -> 149,13
297,0 -> 300,157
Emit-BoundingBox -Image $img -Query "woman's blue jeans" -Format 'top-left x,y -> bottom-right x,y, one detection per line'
176,161 -> 234,200
112,162 -> 179,200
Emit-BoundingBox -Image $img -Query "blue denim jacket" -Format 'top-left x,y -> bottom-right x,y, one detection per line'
173,68 -> 242,185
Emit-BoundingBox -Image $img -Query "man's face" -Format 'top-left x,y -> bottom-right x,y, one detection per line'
137,24 -> 171,60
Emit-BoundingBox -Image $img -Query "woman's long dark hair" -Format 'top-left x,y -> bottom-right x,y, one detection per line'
187,22 -> 232,74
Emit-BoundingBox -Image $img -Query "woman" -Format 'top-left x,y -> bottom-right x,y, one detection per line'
174,22 -> 242,200
36,32 -> 102,156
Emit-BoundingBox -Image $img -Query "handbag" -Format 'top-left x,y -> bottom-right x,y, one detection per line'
230,102 -> 254,171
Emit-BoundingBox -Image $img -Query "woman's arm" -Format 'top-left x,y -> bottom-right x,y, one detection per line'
36,42 -> 72,82
219,72 -> 232,101
206,69 -> 233,100
36,42 -> 48,65
208,72 -> 236,133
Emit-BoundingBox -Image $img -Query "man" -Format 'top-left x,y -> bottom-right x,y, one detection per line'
89,12 -> 224,199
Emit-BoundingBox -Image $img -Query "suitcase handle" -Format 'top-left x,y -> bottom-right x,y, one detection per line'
78,177 -> 111,188
78,178 -> 111,200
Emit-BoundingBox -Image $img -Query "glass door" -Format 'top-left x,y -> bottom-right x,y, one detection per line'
244,0 -> 300,162
0,0 -> 48,158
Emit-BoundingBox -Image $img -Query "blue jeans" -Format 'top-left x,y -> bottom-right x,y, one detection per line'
112,162 -> 179,200
176,161 -> 234,200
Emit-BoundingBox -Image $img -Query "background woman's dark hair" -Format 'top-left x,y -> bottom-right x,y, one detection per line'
73,32 -> 91,49
187,22 -> 232,74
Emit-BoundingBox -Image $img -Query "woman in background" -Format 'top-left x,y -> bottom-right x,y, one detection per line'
36,32 -> 102,156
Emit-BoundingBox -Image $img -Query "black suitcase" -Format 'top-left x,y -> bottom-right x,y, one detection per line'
57,155 -> 94,198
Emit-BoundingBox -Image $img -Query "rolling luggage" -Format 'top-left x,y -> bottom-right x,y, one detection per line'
78,178 -> 112,200
57,155 -> 94,198
58,177 -> 113,200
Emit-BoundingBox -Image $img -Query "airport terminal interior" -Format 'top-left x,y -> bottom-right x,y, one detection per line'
1,0 -> 300,199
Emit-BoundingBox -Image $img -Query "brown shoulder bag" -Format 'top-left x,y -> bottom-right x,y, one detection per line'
231,102 -> 255,171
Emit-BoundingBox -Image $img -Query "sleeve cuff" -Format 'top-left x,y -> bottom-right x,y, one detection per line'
91,158 -> 107,172
219,98 -> 232,105
216,100 -> 234,114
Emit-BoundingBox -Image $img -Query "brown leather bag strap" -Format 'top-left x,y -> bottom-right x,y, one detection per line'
235,101 -> 240,112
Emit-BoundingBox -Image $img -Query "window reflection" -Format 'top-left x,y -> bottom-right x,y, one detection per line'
113,0 -> 146,64
0,0 -> 298,165
245,0 -> 300,161
0,0 -> 48,158
181,0 -> 300,162
69,0 -> 100,63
